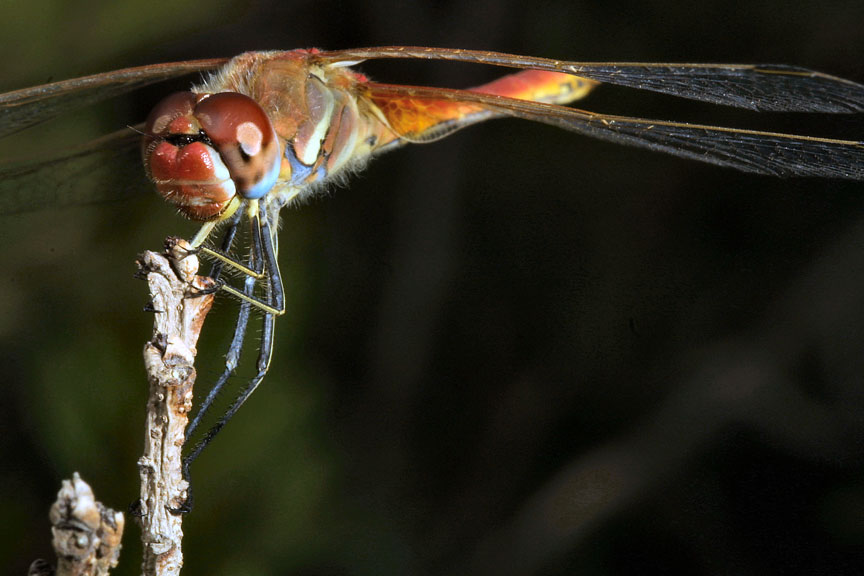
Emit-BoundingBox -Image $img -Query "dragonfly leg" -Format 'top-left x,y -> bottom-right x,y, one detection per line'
207,211 -> 243,281
171,207 -> 284,514
192,212 -> 242,292
192,205 -> 285,315
187,206 -> 279,441
184,214 -> 249,439
168,275 -> 255,515
168,214 -> 253,515
171,303 -> 277,515
186,275 -> 254,440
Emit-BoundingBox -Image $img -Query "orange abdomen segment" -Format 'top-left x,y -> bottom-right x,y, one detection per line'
470,69 -> 596,105
369,70 -> 596,142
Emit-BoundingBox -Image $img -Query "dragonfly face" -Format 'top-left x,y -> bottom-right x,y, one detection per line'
2,46 -> 864,480
143,90 -> 281,221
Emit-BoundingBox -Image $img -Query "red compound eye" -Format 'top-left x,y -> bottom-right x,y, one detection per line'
194,92 -> 281,200
142,91 -> 282,221
144,92 -> 198,136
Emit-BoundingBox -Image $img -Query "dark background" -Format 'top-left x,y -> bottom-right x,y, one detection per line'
2,1 -> 863,574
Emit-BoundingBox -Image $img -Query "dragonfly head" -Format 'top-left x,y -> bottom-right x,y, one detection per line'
142,91 -> 282,221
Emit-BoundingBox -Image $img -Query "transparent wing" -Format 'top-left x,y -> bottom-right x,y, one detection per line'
0,127 -> 147,215
320,47 -> 864,113
365,82 -> 864,180
0,58 -> 227,138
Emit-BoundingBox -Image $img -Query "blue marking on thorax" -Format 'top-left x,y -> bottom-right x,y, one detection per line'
285,143 -> 326,186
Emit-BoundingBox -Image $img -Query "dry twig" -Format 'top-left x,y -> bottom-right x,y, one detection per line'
29,473 -> 125,576
135,239 -> 215,576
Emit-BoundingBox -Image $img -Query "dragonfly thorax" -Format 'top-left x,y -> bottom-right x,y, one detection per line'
194,51 -> 404,202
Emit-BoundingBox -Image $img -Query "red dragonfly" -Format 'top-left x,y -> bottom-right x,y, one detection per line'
2,47 -> 863,496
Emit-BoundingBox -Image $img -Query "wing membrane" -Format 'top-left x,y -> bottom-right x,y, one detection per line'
0,58 -> 227,139
365,83 -> 864,180
0,126 -> 146,215
321,47 -> 864,113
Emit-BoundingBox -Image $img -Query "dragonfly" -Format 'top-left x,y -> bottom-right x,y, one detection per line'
2,47 -> 864,509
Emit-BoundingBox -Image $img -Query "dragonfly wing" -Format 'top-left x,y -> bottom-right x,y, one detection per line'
365,83 -> 864,180
320,47 -> 864,113
0,127 -> 146,215
0,58 -> 227,139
